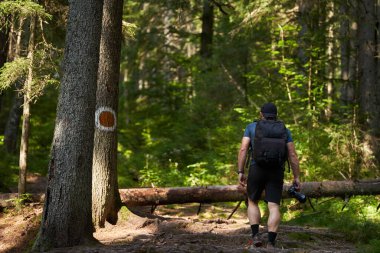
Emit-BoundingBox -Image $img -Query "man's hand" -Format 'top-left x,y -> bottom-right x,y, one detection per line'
238,173 -> 247,187
293,177 -> 301,191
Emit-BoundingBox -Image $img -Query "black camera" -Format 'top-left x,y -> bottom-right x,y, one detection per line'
288,185 -> 306,203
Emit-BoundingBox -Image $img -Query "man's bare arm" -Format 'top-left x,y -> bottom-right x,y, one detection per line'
287,142 -> 301,188
238,137 -> 251,173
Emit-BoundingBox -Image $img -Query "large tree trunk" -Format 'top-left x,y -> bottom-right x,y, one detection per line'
18,16 -> 36,194
33,0 -> 104,251
92,0 -> 123,229
119,180 -> 380,207
339,0 -> 357,105
374,0 -> 380,162
357,0 -> 379,168
296,0 -> 314,68
358,0 -> 376,121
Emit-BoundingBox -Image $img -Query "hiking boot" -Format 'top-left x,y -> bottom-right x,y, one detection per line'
246,234 -> 263,249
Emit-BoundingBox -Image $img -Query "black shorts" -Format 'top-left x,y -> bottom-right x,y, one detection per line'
246,164 -> 284,205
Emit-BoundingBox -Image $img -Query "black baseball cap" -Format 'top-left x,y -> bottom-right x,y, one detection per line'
261,102 -> 277,118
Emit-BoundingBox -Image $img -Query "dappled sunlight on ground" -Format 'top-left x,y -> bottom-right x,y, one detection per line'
0,202 -> 357,253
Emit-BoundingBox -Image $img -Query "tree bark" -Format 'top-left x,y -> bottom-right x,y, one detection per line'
358,0 -> 376,121
0,11 -> 8,114
339,0 -> 356,104
357,0 -> 380,168
33,0 -> 104,251
0,8 -> 8,68
119,180 -> 380,207
200,0 -> 214,59
3,17 -> 25,153
325,1 -> 335,120
92,0 -> 123,229
3,180 -> 380,209
18,16 -> 36,195
3,84 -> 23,153
296,0 -> 314,68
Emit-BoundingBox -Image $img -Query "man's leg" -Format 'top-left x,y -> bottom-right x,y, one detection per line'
267,202 -> 281,246
247,198 -> 262,247
247,198 -> 261,225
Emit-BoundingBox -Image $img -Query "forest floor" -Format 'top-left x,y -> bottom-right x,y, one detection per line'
0,174 -> 358,253
0,202 -> 358,253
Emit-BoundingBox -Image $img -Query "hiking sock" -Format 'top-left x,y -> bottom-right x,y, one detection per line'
250,224 -> 259,237
268,231 -> 277,245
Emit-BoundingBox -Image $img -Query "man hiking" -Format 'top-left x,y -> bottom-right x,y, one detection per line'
237,102 -> 301,249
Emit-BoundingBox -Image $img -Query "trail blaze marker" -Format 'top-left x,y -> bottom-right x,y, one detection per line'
95,107 -> 116,131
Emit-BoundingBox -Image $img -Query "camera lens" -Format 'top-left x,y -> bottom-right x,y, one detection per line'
288,186 -> 306,203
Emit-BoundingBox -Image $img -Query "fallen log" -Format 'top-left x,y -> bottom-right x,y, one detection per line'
119,179 -> 380,206
1,180 -> 379,208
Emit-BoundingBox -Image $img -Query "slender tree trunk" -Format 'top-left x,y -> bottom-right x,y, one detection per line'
200,0 -> 213,59
33,0 -> 104,251
3,17 -> 25,153
0,12 -> 8,68
325,2 -> 335,120
92,0 -> 123,229
14,17 -> 24,60
18,17 -> 36,195
339,0 -> 353,104
3,83 -> 23,153
0,7 -> 9,114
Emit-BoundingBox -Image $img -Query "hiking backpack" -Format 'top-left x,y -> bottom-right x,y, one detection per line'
253,120 -> 288,169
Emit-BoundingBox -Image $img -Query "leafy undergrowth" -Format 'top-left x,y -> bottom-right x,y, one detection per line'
282,196 -> 380,253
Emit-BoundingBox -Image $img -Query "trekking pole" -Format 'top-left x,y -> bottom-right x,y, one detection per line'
228,200 -> 242,220
228,147 -> 252,220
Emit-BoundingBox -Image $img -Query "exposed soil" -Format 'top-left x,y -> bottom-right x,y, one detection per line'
0,204 -> 42,253
0,174 -> 358,252
0,203 -> 357,253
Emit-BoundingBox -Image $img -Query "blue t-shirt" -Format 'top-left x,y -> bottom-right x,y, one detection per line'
243,121 -> 293,150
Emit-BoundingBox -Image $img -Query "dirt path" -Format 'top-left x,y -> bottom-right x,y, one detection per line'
0,200 -> 357,253
48,204 -> 356,253
0,174 -> 359,252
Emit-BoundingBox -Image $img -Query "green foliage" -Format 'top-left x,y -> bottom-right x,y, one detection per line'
361,239 -> 380,253
115,0 -> 379,192
283,196 -> 380,249
27,48 -> 61,102
122,21 -> 137,40
8,193 -> 32,209
0,49 -> 59,99
0,58 -> 30,90
0,0 -> 52,20
0,4 -> 378,251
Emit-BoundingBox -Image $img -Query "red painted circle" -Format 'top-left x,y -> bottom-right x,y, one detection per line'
99,111 -> 115,127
